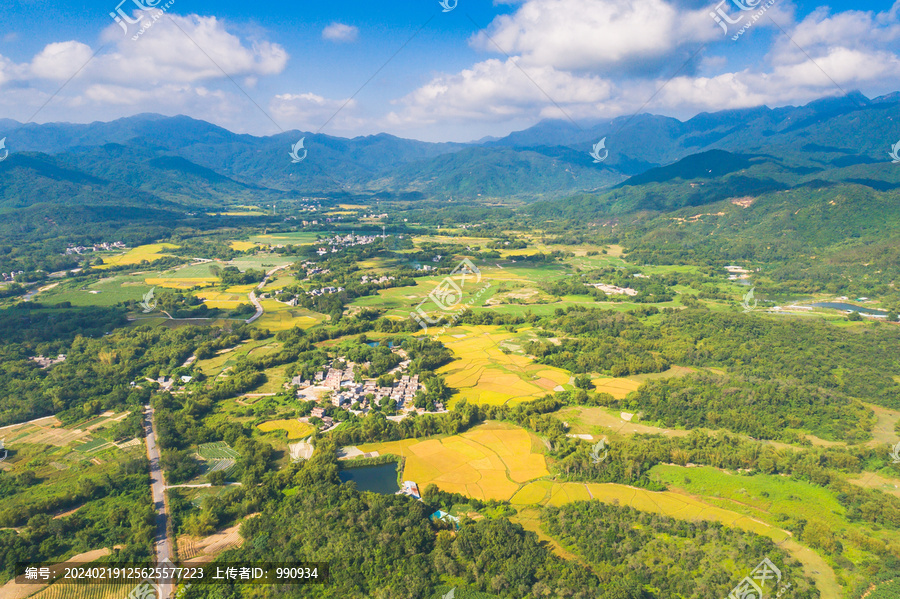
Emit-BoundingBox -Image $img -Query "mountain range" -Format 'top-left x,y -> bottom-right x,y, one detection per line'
1,90 -> 900,215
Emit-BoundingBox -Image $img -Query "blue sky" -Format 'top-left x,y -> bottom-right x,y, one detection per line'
1,0 -> 898,141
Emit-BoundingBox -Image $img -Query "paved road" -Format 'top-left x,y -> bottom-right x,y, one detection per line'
245,265 -> 289,324
143,405 -> 173,599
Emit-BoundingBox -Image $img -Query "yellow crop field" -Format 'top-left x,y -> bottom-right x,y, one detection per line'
226,284 -> 258,294
436,325 -> 571,407
591,377 -> 642,399
258,419 -> 314,440
196,290 -> 247,308
357,423 -> 549,501
96,243 -> 179,269
230,241 -> 258,251
255,303 -> 323,331
145,277 -> 218,289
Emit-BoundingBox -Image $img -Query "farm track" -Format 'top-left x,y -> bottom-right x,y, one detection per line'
143,405 -> 173,599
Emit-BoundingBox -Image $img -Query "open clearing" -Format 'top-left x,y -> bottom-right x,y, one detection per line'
554,406 -> 692,437
863,402 -> 900,446
2,412 -> 129,448
179,519 -> 251,562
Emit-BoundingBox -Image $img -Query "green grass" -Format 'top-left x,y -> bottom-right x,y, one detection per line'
40,275 -> 155,307
198,442 -> 240,460
249,232 -> 327,245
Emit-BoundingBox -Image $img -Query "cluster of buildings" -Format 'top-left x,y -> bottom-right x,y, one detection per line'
29,354 -> 66,369
589,283 -> 638,296
64,241 -> 126,255
360,274 -> 394,284
293,356 -> 427,413
306,286 -> 344,297
725,265 -> 751,281
315,232 -> 385,256
300,262 -> 329,279
1,271 -> 23,282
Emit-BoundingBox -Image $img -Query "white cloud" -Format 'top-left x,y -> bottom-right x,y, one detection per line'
387,58 -> 613,127
270,92 -> 362,132
386,0 -> 900,134
322,22 -> 359,43
30,41 -> 95,80
0,13 -> 289,132
471,0 -> 720,75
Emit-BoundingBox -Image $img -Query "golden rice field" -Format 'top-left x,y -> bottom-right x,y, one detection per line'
255,302 -> 323,331
95,243 -> 179,269
356,423 -> 787,544
358,423 -> 549,500
226,284 -> 258,294
258,419 -> 315,440
435,325 -> 570,406
590,377 -> 641,399
590,366 -> 695,399
229,241 -> 258,251
144,277 -> 218,289
195,290 -> 247,309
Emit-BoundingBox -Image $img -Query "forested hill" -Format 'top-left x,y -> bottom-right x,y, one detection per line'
1,91 -> 899,204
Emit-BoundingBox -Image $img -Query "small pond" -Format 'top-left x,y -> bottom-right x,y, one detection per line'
809,302 -> 888,316
338,463 -> 400,494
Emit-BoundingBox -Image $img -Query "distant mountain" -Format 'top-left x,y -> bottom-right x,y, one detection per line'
1,90 -> 899,209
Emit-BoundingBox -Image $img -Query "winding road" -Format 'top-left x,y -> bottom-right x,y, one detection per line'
245,264 -> 290,324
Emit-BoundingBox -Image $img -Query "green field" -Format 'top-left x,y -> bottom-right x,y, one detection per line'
198,442 -> 240,460
249,232 -> 323,245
